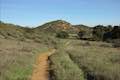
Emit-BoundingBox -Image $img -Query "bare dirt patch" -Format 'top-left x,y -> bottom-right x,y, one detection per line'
31,49 -> 55,80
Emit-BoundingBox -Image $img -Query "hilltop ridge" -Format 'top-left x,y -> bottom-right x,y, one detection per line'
0,20 -> 91,39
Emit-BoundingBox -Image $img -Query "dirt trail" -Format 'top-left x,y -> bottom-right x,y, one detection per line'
31,49 -> 56,80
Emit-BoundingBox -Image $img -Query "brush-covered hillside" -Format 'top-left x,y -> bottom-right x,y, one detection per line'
0,20 -> 120,80
0,20 -> 92,40
35,20 -> 92,34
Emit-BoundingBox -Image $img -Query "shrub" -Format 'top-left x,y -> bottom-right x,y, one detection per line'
92,25 -> 112,41
111,26 -> 120,39
77,31 -> 85,39
49,50 -> 85,80
103,32 -> 112,41
56,31 -> 69,38
99,43 -> 112,48
112,39 -> 120,48
79,41 -> 91,46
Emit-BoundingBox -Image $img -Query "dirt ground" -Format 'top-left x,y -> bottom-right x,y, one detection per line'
31,49 -> 55,80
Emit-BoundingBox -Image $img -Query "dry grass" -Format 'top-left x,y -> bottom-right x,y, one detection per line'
0,38 -> 48,80
49,39 -> 120,80
49,50 -> 85,80
66,39 -> 120,80
49,39 -> 85,80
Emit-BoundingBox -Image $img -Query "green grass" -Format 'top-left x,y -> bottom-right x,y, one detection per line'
5,64 -> 32,80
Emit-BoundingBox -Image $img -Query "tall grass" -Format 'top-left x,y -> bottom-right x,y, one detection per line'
0,39 -> 48,80
66,40 -> 120,80
49,50 -> 85,80
49,39 -> 85,80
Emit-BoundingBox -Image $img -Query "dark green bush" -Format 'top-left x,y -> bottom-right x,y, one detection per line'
112,39 -> 120,48
92,25 -> 113,41
56,31 -> 69,38
77,31 -> 85,39
92,25 -> 106,41
111,26 -> 120,39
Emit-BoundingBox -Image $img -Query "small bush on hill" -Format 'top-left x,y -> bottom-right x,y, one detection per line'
112,39 -> 120,48
56,31 -> 69,38
99,43 -> 112,48
111,26 -> 120,39
92,25 -> 106,41
77,31 -> 85,39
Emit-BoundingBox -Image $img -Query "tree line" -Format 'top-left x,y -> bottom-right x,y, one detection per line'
56,25 -> 120,42
92,25 -> 120,41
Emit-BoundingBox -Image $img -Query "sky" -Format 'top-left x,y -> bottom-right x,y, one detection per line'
0,0 -> 120,27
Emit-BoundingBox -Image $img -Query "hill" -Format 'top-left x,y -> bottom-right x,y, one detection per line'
0,20 -> 92,36
35,20 -> 83,33
36,20 -> 72,31
73,24 -> 93,38
0,22 -> 24,39
0,20 -> 92,40
0,21 -> 55,44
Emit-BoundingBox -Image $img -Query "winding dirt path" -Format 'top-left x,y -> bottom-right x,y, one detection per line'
31,49 -> 55,80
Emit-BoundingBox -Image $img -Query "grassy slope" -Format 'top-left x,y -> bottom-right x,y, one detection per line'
66,40 -> 120,80
1,21 -> 120,80
49,51 -> 85,80
49,39 -> 120,80
0,22 -> 58,80
0,39 -> 48,80
49,39 -> 85,80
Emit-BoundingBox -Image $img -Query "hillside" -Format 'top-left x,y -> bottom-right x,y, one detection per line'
73,24 -> 93,38
35,20 -> 85,33
36,20 -> 72,31
0,20 -> 92,39
0,20 -> 120,41
0,22 -> 24,39
0,20 -> 120,80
